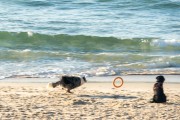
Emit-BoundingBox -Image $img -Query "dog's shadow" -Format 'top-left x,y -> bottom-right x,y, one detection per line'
78,94 -> 138,100
164,102 -> 180,106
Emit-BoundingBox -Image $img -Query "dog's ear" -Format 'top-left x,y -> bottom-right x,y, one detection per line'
82,76 -> 87,82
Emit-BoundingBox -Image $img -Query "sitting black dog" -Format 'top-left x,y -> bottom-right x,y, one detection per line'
151,75 -> 166,103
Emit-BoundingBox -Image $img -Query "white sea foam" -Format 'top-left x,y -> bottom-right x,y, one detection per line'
27,31 -> 33,37
0,76 -> 5,80
151,39 -> 180,47
22,49 -> 31,52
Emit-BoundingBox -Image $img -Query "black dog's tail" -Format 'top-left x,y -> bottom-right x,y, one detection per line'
47,81 -> 60,89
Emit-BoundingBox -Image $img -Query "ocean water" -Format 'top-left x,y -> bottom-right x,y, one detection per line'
0,0 -> 180,79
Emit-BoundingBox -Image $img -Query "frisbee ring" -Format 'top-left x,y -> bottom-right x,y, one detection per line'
113,77 -> 124,88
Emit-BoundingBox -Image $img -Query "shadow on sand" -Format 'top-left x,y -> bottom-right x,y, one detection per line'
78,94 -> 138,100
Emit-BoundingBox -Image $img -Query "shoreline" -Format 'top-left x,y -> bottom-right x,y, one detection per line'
0,82 -> 179,93
0,75 -> 180,83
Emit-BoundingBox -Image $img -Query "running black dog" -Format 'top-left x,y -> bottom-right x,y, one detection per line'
151,75 -> 166,103
47,75 -> 87,93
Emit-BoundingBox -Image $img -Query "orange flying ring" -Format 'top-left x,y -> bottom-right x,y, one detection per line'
113,77 -> 124,88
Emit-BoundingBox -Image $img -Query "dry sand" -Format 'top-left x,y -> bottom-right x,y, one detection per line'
0,78 -> 180,120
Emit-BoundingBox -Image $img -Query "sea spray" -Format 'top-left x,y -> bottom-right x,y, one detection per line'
0,0 -> 179,79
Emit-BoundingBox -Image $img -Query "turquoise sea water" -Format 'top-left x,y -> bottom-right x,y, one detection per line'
0,0 -> 180,79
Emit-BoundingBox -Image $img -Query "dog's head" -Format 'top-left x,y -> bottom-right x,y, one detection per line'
156,75 -> 165,83
80,76 -> 87,85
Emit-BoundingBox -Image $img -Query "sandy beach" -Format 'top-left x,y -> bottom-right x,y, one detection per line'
0,76 -> 180,120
